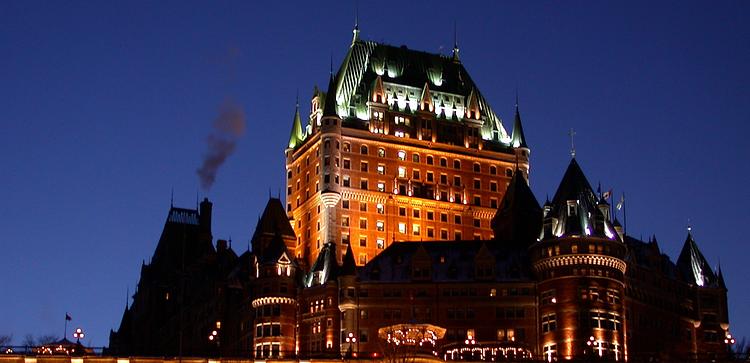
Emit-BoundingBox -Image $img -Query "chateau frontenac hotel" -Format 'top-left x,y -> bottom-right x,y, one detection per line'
105,29 -> 732,362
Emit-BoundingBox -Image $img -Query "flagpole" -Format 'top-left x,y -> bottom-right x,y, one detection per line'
64,313 -> 68,340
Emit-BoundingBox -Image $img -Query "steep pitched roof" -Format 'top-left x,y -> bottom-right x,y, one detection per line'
331,39 -> 508,142
307,242 -> 339,286
251,198 -> 295,242
287,104 -> 304,149
340,243 -> 357,276
676,232 -> 716,287
358,240 -> 532,283
322,72 -> 340,118
543,159 -> 618,240
492,169 -> 541,244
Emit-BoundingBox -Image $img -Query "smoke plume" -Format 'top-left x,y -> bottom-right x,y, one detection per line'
196,100 -> 246,190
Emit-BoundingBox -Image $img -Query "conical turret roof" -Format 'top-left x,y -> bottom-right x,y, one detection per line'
511,103 -> 528,148
287,104 -> 304,149
492,169 -> 541,244
676,232 -> 716,287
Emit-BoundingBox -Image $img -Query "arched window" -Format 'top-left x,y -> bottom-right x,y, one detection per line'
360,145 -> 368,155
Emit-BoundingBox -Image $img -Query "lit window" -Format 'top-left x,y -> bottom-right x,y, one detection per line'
398,166 -> 406,178
377,182 -> 385,192
359,253 -> 367,264
376,220 -> 385,231
378,148 -> 385,157
397,150 -> 406,160
413,224 -> 421,236
377,238 -> 385,249
376,203 -> 384,214
377,165 -> 385,174
398,223 -> 406,234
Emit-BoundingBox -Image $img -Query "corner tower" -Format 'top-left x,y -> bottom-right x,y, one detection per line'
531,159 -> 627,361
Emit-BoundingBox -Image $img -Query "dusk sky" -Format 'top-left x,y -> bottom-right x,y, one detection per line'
1,1 -> 748,348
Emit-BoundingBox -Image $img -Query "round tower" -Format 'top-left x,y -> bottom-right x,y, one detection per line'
531,159 -> 627,362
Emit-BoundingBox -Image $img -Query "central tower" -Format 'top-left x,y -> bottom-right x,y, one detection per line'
285,32 -> 530,268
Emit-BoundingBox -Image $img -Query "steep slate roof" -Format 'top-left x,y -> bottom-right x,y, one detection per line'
329,38 -> 509,142
251,198 -> 295,243
544,159 -> 617,240
358,240 -> 532,283
491,169 -> 542,245
676,232 -> 716,287
623,235 -> 680,279
340,243 -> 357,276
307,242 -> 339,286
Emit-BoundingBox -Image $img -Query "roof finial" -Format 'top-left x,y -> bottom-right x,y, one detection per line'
170,187 -> 174,208
568,128 -> 576,158
452,21 -> 460,62
352,1 -> 360,44
515,87 -> 519,109
295,89 -> 299,109
687,218 -> 692,233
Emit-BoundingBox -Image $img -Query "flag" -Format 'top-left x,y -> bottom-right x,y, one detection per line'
65,313 -> 72,321
602,189 -> 612,200
616,194 -> 625,210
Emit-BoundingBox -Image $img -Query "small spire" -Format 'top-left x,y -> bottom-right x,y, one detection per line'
511,94 -> 528,148
687,218 -> 692,233
170,187 -> 174,208
452,21 -> 460,62
568,128 -> 576,158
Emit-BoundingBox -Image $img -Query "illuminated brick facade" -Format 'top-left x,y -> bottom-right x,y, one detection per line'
109,33 -> 733,363
285,34 -> 528,269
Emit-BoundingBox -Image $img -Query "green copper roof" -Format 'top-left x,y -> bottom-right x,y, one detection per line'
327,39 -> 509,142
287,105 -> 304,149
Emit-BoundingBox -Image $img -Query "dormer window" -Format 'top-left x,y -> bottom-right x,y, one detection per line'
567,201 -> 577,216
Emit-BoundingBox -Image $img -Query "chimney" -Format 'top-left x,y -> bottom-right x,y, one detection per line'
199,198 -> 213,234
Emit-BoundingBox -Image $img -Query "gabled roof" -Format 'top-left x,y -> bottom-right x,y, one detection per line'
676,232 -> 716,287
491,169 -> 541,245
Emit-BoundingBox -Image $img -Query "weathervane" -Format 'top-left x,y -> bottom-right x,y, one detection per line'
568,128 -> 576,158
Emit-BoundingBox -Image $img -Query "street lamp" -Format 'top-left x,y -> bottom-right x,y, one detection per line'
73,328 -> 84,343
587,336 -> 603,358
345,332 -> 357,358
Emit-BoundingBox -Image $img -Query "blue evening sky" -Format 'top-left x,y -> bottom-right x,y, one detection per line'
1,0 -> 748,347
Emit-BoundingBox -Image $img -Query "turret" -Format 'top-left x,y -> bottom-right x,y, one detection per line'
530,159 -> 627,361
